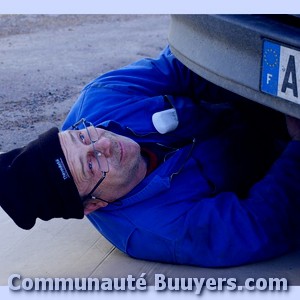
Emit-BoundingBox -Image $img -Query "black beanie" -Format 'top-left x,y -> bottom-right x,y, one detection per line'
0,128 -> 84,230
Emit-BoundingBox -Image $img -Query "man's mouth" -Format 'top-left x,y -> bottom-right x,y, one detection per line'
119,141 -> 124,163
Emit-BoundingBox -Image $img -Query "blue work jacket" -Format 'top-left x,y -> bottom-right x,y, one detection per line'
62,47 -> 300,267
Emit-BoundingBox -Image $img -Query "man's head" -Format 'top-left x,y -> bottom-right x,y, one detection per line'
59,120 -> 147,214
0,122 -> 147,229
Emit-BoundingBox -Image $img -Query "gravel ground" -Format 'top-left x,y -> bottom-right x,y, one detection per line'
0,15 -> 170,151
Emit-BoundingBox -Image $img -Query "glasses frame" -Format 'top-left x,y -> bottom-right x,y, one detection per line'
70,118 -> 110,204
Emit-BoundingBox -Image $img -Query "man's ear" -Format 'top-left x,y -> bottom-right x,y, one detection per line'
84,199 -> 108,215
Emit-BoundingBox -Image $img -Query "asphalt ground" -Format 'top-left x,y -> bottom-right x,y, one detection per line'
0,15 -> 169,152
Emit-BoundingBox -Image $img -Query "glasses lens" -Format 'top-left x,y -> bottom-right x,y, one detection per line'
71,119 -> 110,174
94,151 -> 109,173
84,122 -> 110,174
84,122 -> 99,144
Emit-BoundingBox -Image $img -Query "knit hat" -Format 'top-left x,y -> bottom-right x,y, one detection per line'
0,128 -> 84,230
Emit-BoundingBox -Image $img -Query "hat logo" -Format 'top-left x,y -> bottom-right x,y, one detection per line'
55,158 -> 70,180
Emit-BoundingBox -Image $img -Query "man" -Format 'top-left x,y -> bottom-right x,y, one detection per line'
1,46 -> 300,267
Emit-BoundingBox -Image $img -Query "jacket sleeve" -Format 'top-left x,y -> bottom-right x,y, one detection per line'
82,46 -> 204,97
174,140 -> 300,267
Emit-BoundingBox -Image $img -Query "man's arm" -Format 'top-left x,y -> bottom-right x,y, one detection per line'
62,46 -> 215,130
173,117 -> 300,266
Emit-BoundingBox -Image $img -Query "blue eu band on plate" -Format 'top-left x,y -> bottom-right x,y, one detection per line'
261,39 -> 300,104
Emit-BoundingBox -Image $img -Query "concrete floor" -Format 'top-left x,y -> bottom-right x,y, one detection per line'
1,208 -> 300,286
0,15 -> 300,288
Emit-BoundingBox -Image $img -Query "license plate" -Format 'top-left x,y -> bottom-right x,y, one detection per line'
261,40 -> 300,104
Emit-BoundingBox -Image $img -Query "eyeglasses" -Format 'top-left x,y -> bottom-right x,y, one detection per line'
70,118 -> 110,204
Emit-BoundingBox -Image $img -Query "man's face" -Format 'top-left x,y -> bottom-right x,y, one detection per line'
58,127 -> 147,208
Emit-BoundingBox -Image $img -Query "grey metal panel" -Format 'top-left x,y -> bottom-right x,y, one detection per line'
168,15 -> 300,117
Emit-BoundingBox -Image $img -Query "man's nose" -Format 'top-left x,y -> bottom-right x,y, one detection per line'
93,136 -> 112,157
